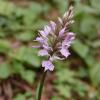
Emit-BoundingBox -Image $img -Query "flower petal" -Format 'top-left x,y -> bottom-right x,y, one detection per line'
50,55 -> 64,61
50,21 -> 56,32
42,60 -> 54,71
59,27 -> 65,37
58,17 -> 63,25
43,44 -> 52,51
44,25 -> 51,35
65,32 -> 75,42
60,48 -> 70,58
38,49 -> 49,56
39,30 -> 47,37
36,37 -> 43,42
35,37 -> 47,44
32,46 -> 40,48
63,32 -> 75,46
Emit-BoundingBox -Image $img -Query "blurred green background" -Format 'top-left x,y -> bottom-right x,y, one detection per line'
0,0 -> 100,100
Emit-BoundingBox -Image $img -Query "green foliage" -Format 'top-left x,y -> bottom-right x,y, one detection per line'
0,39 -> 12,53
72,39 -> 89,59
55,84 -> 71,97
0,1 -> 16,16
10,46 -> 41,67
0,63 -> 11,79
54,0 -> 68,14
0,0 -> 43,84
91,0 -> 100,12
22,70 -> 35,84
52,96 -> 65,100
55,68 -> 76,84
0,0 -> 100,99
54,0 -> 100,99
13,94 -> 26,100
0,1 -> 47,38
90,62 -> 100,86
15,31 -> 33,42
54,68 -> 88,98
12,61 -> 35,84
54,68 -> 74,97
13,92 -> 33,100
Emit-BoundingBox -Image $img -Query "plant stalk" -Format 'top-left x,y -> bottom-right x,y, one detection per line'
35,71 -> 47,100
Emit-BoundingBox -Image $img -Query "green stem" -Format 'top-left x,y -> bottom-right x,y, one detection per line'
35,71 -> 47,100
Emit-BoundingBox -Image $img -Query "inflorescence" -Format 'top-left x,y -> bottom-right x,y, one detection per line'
32,6 -> 75,71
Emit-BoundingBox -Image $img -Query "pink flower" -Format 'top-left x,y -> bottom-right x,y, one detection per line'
38,49 -> 49,56
63,32 -> 75,47
42,60 -> 54,71
50,21 -> 56,32
33,6 -> 75,71
59,27 -> 66,37
60,48 -> 70,58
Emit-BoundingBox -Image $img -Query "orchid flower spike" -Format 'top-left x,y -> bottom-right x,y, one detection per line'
32,6 -> 75,71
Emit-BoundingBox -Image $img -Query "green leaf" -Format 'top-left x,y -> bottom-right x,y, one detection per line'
21,70 -> 35,84
12,61 -> 35,84
0,39 -> 11,53
55,67 -> 88,97
23,2 -> 43,26
55,68 -> 76,83
22,2 -> 43,29
54,68 -> 75,97
84,55 -> 95,67
29,2 -> 43,15
72,39 -> 89,59
0,1 -> 16,16
13,94 -> 26,100
91,0 -> 100,13
13,92 -> 34,100
80,14 -> 96,37
77,67 -> 88,78
0,31 -> 6,38
54,0 -> 68,14
55,60 -> 69,70
52,96 -> 65,100
74,3 -> 98,16
10,46 -> 41,67
90,62 -> 100,86
12,61 -> 25,74
55,85 -> 71,97
25,92 -> 32,97
92,40 -> 100,48
73,81 -> 88,97
15,31 -> 33,42
0,63 -> 11,79
32,19 -> 47,30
